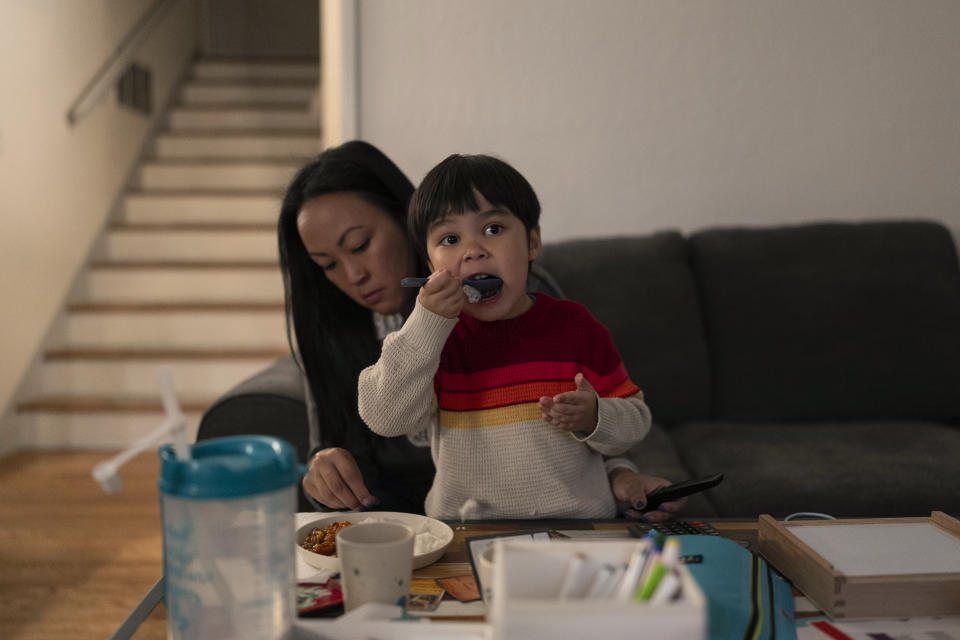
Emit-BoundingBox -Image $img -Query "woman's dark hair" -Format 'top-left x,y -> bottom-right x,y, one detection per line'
278,140 -> 424,446
407,153 -> 541,261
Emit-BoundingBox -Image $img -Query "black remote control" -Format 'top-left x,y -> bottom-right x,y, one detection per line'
641,472 -> 724,512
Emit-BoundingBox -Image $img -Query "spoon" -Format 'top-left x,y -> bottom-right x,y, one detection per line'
400,276 -> 503,293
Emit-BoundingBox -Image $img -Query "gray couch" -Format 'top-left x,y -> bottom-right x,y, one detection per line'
199,220 -> 960,519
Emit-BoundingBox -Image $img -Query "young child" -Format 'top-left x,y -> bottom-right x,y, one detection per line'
357,153 -> 651,520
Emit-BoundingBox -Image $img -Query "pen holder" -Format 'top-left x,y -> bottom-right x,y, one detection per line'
489,540 -> 706,640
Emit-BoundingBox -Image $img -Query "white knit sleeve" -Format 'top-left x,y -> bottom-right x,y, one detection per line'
603,455 -> 639,476
574,395 -> 651,456
358,301 -> 458,437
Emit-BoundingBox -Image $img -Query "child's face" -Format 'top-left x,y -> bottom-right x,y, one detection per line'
425,192 -> 541,321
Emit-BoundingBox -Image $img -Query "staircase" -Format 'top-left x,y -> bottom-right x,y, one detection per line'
14,58 -> 321,448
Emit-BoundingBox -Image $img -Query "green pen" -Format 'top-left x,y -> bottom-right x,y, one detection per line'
636,537 -> 680,602
636,561 -> 667,601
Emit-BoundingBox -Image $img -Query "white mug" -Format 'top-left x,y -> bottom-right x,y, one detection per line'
336,522 -> 414,612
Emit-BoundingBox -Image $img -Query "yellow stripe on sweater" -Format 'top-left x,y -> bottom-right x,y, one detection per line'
439,403 -> 543,429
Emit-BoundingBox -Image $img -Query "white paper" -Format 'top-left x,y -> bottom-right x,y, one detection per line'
789,522 -> 960,576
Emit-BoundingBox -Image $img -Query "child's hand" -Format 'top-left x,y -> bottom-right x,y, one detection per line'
418,269 -> 464,319
538,373 -> 599,434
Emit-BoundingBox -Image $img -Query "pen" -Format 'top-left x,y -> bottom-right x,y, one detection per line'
613,539 -> 651,601
557,552 -> 589,599
648,568 -> 683,605
636,537 -> 680,602
584,563 -> 618,599
633,532 -> 667,588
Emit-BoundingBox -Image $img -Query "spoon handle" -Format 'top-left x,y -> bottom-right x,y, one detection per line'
401,276 -> 503,292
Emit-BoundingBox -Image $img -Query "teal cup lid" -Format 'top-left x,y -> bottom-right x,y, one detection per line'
158,435 -> 305,499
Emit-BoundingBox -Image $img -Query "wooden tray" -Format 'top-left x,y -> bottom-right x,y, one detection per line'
758,511 -> 960,619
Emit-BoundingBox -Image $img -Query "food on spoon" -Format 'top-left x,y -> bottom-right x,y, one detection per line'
300,520 -> 352,556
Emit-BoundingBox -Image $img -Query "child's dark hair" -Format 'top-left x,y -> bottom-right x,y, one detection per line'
408,154 -> 541,260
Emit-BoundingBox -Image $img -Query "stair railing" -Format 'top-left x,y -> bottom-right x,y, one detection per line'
66,0 -> 182,126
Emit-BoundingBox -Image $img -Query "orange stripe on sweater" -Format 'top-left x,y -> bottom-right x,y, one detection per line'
439,391 -> 645,429
608,379 -> 642,399
438,380 -> 574,411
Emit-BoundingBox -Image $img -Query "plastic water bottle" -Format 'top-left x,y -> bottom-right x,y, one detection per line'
158,436 -> 302,640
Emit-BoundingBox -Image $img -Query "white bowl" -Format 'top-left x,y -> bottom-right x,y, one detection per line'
296,511 -> 454,572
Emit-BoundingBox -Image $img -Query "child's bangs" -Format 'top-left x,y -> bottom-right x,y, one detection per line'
428,160 -> 483,219
436,158 -> 523,219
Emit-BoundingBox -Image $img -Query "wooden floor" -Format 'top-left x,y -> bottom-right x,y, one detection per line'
0,450 -> 166,639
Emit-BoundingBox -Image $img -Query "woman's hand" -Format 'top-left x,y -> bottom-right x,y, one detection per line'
609,468 -> 687,522
418,269 -> 465,319
538,373 -> 599,434
302,447 -> 377,511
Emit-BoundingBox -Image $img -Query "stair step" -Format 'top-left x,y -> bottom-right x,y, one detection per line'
168,107 -> 318,131
175,102 -> 313,111
180,83 -> 315,106
138,159 -> 301,190
154,131 -> 320,159
46,347 -> 289,360
178,92 -> 315,111
157,127 -> 319,136
13,412 -> 203,449
192,59 -> 318,81
49,310 -> 287,350
122,191 -> 280,224
75,267 -> 283,302
110,222 -> 274,230
181,78 -> 316,103
90,260 -> 277,268
27,359 -> 277,396
19,395 -> 217,412
69,301 -> 284,312
103,226 -> 276,262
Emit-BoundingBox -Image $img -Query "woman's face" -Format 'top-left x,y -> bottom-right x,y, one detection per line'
297,192 -> 416,315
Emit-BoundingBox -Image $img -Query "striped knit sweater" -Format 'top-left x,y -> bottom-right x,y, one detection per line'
358,294 -> 651,520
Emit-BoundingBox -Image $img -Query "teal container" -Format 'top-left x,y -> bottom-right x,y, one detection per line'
159,436 -> 303,640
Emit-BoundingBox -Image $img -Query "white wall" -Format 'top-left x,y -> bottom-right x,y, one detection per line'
321,0 -> 358,147
0,1 -> 197,437
355,0 -> 960,244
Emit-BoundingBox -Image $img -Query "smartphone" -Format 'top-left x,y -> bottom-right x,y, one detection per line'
641,472 -> 724,512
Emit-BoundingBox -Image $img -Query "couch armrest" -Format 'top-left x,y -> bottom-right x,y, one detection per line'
197,356 -> 313,510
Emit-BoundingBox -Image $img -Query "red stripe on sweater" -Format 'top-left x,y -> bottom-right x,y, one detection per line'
436,361 -> 631,396
437,378 -> 641,412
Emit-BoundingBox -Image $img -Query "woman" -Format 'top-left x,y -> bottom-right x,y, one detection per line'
279,140 -> 684,521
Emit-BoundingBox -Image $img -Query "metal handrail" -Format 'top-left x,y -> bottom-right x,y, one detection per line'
66,0 -> 181,126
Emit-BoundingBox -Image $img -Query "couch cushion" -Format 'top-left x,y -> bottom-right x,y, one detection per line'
198,357 -> 308,448
670,420 -> 960,519
538,232 -> 711,423
690,220 -> 960,421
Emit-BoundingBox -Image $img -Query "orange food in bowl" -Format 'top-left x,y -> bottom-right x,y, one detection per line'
300,520 -> 352,556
